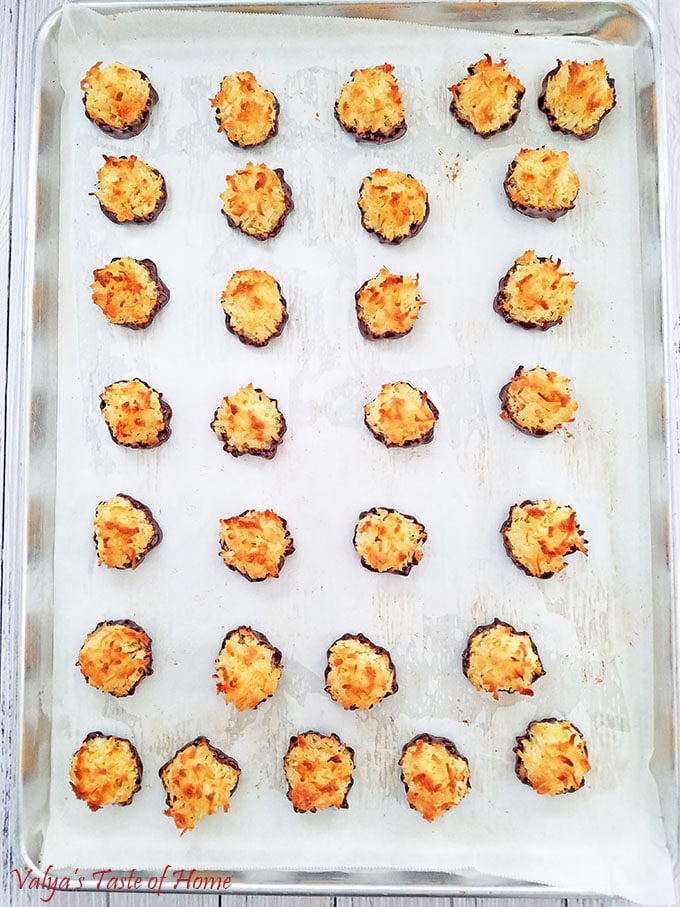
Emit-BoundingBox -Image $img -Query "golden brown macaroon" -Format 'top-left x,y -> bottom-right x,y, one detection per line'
81,61 -> 158,138
494,250 -> 577,330
93,155 -> 167,224
218,509 -> 294,582
210,71 -> 279,147
70,732 -> 143,811
91,257 -> 170,329
220,162 -> 293,241
514,718 -> 591,795
76,619 -> 153,698
159,736 -> 241,833
211,384 -> 286,459
539,59 -> 616,139
335,63 -> 406,143
364,381 -> 439,448
503,147 -> 580,221
214,625 -> 283,711
462,618 -> 545,700
94,493 -> 162,570
100,378 -> 172,448
399,733 -> 471,821
499,366 -> 577,436
220,268 -> 288,347
501,498 -> 587,579
283,731 -> 355,813
324,633 -> 397,710
353,507 -> 427,575
355,267 -> 425,340
449,55 -> 525,137
358,168 -> 429,244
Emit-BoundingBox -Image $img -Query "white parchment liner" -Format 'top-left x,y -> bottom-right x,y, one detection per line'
41,3 -> 675,902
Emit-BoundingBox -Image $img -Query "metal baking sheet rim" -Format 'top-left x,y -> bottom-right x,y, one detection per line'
4,0 -> 679,897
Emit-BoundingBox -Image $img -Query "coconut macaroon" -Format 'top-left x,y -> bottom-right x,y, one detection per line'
91,257 -> 170,329
355,267 -> 426,340
449,55 -> 525,137
159,737 -> 241,833
70,733 -> 143,811
100,378 -> 172,449
211,384 -> 286,459
358,169 -> 429,244
93,155 -> 167,224
220,268 -> 288,347
76,619 -> 153,698
210,71 -> 279,148
499,366 -> 577,436
353,507 -> 427,575
494,250 -> 577,330
325,633 -> 398,710
218,509 -> 294,581
283,731 -> 355,813
335,63 -> 407,143
501,498 -> 587,579
399,734 -> 471,822
220,162 -> 293,241
462,618 -> 545,700
214,626 -> 283,712
514,718 -> 591,795
364,381 -> 439,448
503,147 -> 580,221
81,61 -> 158,138
539,59 -> 616,139
94,493 -> 162,570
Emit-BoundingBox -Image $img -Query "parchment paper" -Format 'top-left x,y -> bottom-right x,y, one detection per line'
42,3 -> 675,902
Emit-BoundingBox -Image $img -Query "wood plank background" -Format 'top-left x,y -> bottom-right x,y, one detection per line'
1,0 -> 678,904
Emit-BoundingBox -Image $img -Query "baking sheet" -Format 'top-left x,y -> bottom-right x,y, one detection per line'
27,1 -> 675,901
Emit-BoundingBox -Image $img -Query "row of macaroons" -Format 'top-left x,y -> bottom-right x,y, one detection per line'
70,713 -> 592,830
80,58 -> 616,145
93,497 -> 588,580
90,253 -> 578,338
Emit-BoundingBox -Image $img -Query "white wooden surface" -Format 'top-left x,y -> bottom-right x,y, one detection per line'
1,0 -> 678,905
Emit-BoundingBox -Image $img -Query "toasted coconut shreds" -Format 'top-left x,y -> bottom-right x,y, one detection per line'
91,257 -> 170,329
219,509 -> 294,581
210,71 -> 279,147
159,737 -> 241,832
504,147 -> 580,220
220,162 -> 293,240
211,384 -> 286,458
494,250 -> 577,329
100,378 -> 172,448
399,734 -> 471,821
77,619 -> 153,698
500,366 -> 577,436
539,59 -> 616,138
81,61 -> 157,137
70,733 -> 142,811
353,507 -> 427,575
284,731 -> 355,812
221,269 -> 288,346
462,618 -> 545,699
514,718 -> 591,795
215,626 -> 283,711
335,63 -> 407,143
364,381 -> 439,448
355,267 -> 425,339
94,493 -> 162,570
325,633 -> 398,710
449,55 -> 525,137
93,155 -> 167,224
358,168 -> 429,243
501,498 -> 587,578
